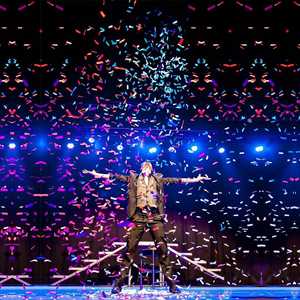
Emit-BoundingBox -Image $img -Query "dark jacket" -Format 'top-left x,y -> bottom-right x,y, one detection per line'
109,171 -> 183,221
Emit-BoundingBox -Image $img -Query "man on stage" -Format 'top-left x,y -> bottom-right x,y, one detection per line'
83,161 -> 210,294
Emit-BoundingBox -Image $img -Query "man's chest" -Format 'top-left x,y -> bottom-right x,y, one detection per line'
136,176 -> 157,191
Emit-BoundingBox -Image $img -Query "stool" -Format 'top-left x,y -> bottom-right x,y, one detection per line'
112,241 -> 179,289
128,246 -> 164,289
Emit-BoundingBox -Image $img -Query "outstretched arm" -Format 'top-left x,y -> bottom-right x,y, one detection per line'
82,169 -> 129,182
82,169 -> 109,179
182,174 -> 211,183
161,174 -> 211,184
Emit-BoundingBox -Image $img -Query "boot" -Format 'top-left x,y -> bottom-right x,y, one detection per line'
164,274 -> 181,294
169,283 -> 181,294
111,278 -> 123,294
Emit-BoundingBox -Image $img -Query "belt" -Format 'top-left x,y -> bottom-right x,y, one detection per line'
136,206 -> 158,215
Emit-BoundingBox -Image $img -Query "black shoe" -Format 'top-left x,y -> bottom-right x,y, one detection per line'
111,279 -> 122,294
164,274 -> 181,294
111,285 -> 122,294
169,284 -> 181,294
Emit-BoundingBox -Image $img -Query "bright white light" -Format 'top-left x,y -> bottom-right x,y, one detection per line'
255,145 -> 264,152
218,147 -> 225,154
117,144 -> 124,151
188,145 -> 199,153
148,147 -> 157,154
67,142 -> 75,149
8,142 -> 16,150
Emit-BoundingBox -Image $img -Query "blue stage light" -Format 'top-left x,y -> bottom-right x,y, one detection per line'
255,145 -> 264,152
8,142 -> 16,150
148,147 -> 158,154
67,142 -> 75,149
117,144 -> 124,151
218,147 -> 225,153
88,137 -> 95,143
38,138 -> 46,149
188,144 -> 199,153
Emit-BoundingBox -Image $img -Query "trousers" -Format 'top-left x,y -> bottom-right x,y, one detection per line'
114,219 -> 174,287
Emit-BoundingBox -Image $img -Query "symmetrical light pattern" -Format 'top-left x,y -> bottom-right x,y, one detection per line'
0,0 -> 299,286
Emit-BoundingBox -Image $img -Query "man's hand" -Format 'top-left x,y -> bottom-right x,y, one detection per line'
82,169 -> 91,174
182,174 -> 211,183
195,174 -> 211,183
82,169 -> 97,176
82,169 -> 109,179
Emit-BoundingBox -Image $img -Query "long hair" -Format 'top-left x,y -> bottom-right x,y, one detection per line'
141,161 -> 153,171
140,161 -> 154,177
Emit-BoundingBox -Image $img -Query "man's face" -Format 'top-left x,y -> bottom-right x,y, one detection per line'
141,164 -> 152,176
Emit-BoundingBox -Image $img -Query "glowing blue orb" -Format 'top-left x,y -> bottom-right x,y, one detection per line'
218,147 -> 225,153
148,147 -> 158,154
188,145 -> 199,153
117,144 -> 124,151
255,145 -> 264,152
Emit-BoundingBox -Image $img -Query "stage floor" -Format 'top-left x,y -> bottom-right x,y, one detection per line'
0,286 -> 299,299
